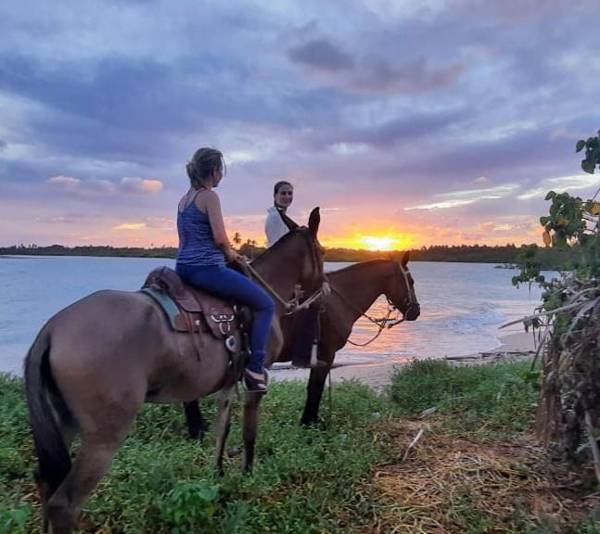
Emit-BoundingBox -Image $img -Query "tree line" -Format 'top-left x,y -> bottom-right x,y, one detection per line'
0,242 -> 582,268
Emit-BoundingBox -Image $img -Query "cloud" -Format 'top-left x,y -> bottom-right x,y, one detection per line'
406,184 -> 520,210
288,38 -> 354,71
351,57 -> 465,94
144,216 -> 175,230
47,175 -> 81,190
287,37 -> 464,95
119,177 -> 163,194
46,175 -> 163,196
339,107 -> 468,148
112,216 -> 174,232
2,0 -> 600,248
517,174 -> 599,200
88,179 -> 117,194
363,0 -> 450,20
113,222 -> 147,231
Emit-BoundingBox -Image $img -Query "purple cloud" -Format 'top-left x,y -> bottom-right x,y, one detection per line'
1,0 -> 599,247
351,57 -> 465,94
288,38 -> 355,71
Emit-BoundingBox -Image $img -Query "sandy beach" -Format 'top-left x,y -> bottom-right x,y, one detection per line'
270,331 -> 537,391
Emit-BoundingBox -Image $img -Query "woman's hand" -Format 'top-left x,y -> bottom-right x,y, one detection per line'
225,248 -> 246,265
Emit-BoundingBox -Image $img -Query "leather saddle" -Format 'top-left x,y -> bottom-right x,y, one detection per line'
141,266 -> 242,341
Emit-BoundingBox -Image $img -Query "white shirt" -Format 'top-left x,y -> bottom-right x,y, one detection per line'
265,206 -> 291,247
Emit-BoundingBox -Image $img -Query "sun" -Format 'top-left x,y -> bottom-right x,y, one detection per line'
360,235 -> 398,251
323,231 -> 413,251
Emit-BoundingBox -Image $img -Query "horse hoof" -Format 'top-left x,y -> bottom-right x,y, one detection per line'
188,430 -> 205,442
47,504 -> 75,534
227,446 -> 242,457
300,417 -> 326,429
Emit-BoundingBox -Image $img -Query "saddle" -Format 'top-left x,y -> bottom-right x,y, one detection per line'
141,266 -> 242,343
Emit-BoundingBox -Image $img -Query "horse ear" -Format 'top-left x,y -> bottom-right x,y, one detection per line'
401,251 -> 409,267
308,207 -> 320,236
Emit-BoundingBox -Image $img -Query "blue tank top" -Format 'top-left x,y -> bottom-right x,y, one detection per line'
176,198 -> 226,267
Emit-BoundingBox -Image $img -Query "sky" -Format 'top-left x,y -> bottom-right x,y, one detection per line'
1,0 -> 599,250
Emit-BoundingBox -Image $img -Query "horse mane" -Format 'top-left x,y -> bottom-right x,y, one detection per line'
326,259 -> 390,276
251,227 -> 309,267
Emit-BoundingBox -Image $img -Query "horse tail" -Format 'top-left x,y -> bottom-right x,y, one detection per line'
24,328 -> 71,496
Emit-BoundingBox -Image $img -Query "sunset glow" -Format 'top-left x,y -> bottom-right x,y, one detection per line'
1,3 -> 599,250
318,231 -> 419,251
360,235 -> 399,251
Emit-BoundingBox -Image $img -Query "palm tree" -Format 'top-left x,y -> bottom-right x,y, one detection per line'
232,232 -> 242,246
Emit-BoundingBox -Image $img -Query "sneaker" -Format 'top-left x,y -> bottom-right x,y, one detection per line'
244,368 -> 268,393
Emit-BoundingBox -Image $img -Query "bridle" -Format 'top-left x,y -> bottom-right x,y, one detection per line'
331,260 -> 418,346
389,261 -> 419,324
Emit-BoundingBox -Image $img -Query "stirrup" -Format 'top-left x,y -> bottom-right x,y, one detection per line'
244,368 -> 268,393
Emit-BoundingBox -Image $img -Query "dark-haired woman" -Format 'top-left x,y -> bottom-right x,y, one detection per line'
264,180 -> 320,367
265,180 -> 298,247
175,147 -> 273,392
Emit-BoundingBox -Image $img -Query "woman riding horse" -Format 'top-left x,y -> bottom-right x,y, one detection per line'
24,149 -> 325,533
264,179 -> 322,367
176,147 -> 272,392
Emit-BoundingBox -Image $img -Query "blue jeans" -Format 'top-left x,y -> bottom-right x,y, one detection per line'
176,263 -> 275,373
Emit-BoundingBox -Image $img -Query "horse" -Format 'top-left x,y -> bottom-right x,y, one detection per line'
183,254 -> 420,433
24,208 -> 324,534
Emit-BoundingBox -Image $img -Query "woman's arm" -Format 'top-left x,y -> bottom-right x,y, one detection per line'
203,191 -> 241,262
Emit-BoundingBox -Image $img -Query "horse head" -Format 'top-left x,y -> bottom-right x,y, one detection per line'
299,207 -> 325,294
385,252 -> 420,321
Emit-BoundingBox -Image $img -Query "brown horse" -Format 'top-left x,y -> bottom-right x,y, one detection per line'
184,254 -> 420,433
296,254 -> 420,424
24,208 -> 324,534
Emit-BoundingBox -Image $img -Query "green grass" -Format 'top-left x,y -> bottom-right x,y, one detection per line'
389,359 -> 540,438
2,363 -> 597,533
0,375 -> 389,533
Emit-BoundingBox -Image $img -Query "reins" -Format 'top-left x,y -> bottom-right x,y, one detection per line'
244,262 -> 325,314
331,286 -> 403,347
243,228 -> 327,315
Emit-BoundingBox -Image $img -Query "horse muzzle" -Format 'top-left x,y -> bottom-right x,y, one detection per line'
404,302 -> 420,321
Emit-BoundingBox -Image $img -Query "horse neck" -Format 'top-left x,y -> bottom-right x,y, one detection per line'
330,260 -> 391,322
252,240 -> 306,305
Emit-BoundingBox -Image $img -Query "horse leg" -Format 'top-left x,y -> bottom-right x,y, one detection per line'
300,357 -> 332,426
45,435 -> 124,534
183,400 -> 208,441
214,387 -> 234,476
33,389 -> 80,532
242,391 -> 264,473
45,399 -> 141,534
36,419 -> 79,533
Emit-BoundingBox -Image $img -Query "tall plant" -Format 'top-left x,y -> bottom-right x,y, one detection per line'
512,131 -> 599,484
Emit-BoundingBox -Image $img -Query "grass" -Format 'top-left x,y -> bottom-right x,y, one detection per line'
1,362 -> 598,533
379,359 -> 600,533
389,359 -> 539,438
0,376 -> 390,533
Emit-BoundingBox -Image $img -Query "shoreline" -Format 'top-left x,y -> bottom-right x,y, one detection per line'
269,331 -> 536,391
0,332 -> 536,382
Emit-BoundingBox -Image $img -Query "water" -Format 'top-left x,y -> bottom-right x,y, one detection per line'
0,256 -> 548,375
